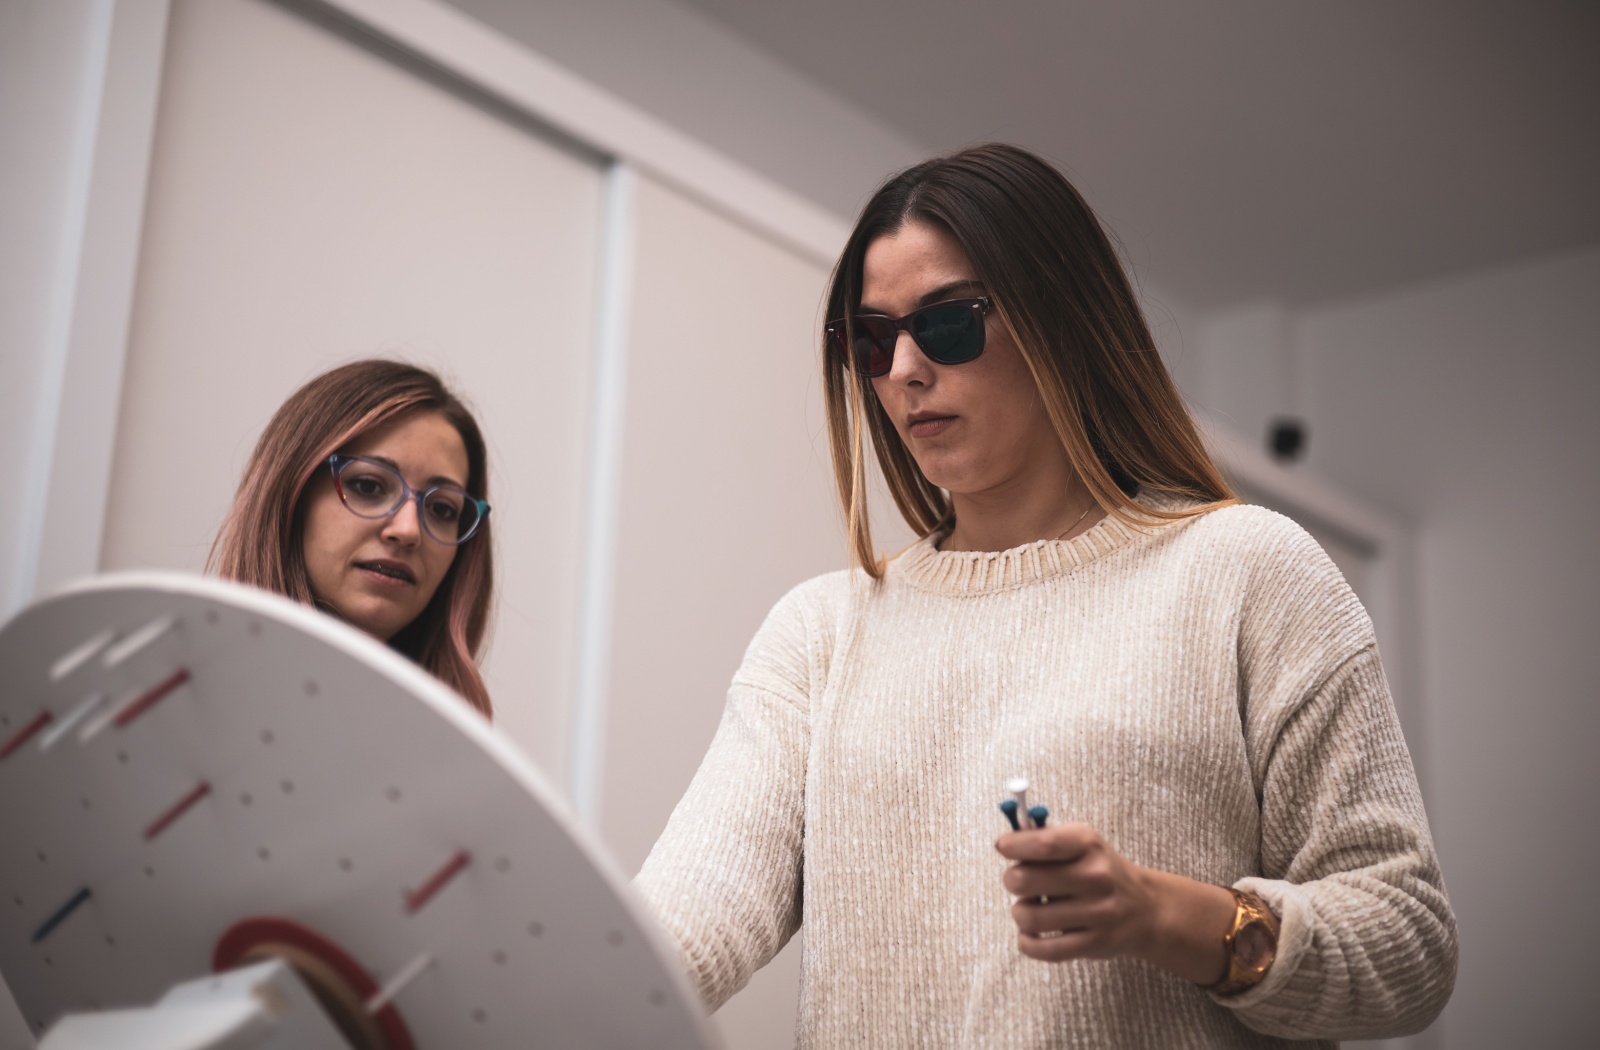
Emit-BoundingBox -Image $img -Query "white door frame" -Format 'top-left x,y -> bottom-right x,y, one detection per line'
13,0 -> 172,609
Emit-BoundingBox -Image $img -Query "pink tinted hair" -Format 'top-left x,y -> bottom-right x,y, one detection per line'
208,360 -> 495,716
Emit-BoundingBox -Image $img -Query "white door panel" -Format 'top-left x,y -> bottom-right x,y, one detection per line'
101,0 -> 605,782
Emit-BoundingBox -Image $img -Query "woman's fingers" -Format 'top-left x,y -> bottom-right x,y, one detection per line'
1017,928 -> 1105,962
1001,843 -> 1115,899
1003,858 -> 1113,899
1010,896 -> 1109,936
1009,885 -> 1135,959
995,823 -> 1103,863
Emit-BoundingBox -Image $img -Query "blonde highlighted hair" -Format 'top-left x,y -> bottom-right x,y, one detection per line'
823,143 -> 1234,576
209,360 -> 495,716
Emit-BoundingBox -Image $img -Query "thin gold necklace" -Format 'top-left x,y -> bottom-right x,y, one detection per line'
1054,501 -> 1095,541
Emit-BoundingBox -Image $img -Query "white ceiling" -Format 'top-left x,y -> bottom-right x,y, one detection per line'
673,0 -> 1600,308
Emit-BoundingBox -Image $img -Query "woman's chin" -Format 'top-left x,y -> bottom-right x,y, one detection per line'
916,463 -> 985,499
325,597 -> 412,644
910,453 -> 963,491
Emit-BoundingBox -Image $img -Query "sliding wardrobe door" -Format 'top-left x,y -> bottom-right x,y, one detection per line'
101,0 -> 604,778
599,174 -> 838,870
597,173 -> 911,1048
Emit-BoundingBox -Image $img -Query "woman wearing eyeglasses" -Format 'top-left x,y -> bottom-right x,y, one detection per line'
209,359 -> 495,717
636,144 -> 1454,1047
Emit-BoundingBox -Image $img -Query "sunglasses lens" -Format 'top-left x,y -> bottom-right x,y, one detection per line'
832,317 -> 896,376
911,301 -> 984,364
861,317 -> 901,376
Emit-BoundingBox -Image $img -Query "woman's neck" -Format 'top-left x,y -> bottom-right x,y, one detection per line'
941,470 -> 1104,553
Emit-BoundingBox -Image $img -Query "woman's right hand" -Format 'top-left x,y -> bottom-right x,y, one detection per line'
997,822 -> 1236,986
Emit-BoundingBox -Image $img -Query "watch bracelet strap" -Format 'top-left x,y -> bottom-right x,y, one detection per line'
1206,888 -> 1280,997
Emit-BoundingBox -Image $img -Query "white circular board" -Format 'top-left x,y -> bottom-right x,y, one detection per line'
0,572 -> 719,1049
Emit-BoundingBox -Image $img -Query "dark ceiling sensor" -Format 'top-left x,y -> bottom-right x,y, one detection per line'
1269,419 -> 1306,463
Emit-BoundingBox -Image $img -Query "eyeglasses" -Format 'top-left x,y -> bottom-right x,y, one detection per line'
325,454 -> 490,545
825,296 -> 993,378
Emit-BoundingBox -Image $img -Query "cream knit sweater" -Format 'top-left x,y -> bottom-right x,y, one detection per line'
636,498 -> 1456,1048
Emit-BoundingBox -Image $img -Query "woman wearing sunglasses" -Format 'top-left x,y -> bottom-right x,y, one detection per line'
209,359 -> 495,717
636,144 -> 1453,1046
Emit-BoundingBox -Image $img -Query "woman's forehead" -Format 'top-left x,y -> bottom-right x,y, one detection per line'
343,409 -> 469,484
860,221 -> 978,310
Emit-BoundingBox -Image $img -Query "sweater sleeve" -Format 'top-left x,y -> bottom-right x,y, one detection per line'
632,580 -> 823,1011
1215,519 -> 1457,1039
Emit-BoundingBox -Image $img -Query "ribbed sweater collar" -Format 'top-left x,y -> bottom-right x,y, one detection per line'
889,491 -> 1190,596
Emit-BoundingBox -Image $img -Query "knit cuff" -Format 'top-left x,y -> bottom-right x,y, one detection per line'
1205,876 -> 1314,1011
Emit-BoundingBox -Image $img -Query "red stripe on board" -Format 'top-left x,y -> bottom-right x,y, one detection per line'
0,711 -> 52,760
113,668 -> 190,728
143,781 -> 212,841
403,850 -> 471,914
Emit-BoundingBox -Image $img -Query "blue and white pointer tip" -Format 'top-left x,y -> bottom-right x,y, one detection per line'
1005,776 -> 1029,814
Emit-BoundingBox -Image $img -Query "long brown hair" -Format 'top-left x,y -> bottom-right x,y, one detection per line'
209,360 -> 495,716
823,143 -> 1234,576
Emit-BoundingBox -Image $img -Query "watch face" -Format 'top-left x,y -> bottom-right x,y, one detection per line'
1234,920 -> 1277,973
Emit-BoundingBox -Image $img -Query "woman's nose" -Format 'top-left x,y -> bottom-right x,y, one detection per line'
382,496 -> 424,545
886,331 -> 930,384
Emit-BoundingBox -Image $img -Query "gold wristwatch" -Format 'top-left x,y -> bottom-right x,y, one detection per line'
1207,889 -> 1280,997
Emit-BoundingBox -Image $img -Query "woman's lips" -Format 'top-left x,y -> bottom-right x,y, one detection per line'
908,415 -> 957,438
356,561 -> 415,586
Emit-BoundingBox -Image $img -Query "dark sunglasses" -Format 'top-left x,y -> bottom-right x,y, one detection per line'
825,296 -> 993,378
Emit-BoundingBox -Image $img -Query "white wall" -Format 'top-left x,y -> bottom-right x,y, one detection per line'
0,0 -> 112,617
1288,246 -> 1600,1049
436,0 -> 929,221
1181,245 -> 1600,1047
1192,301 -> 1299,446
